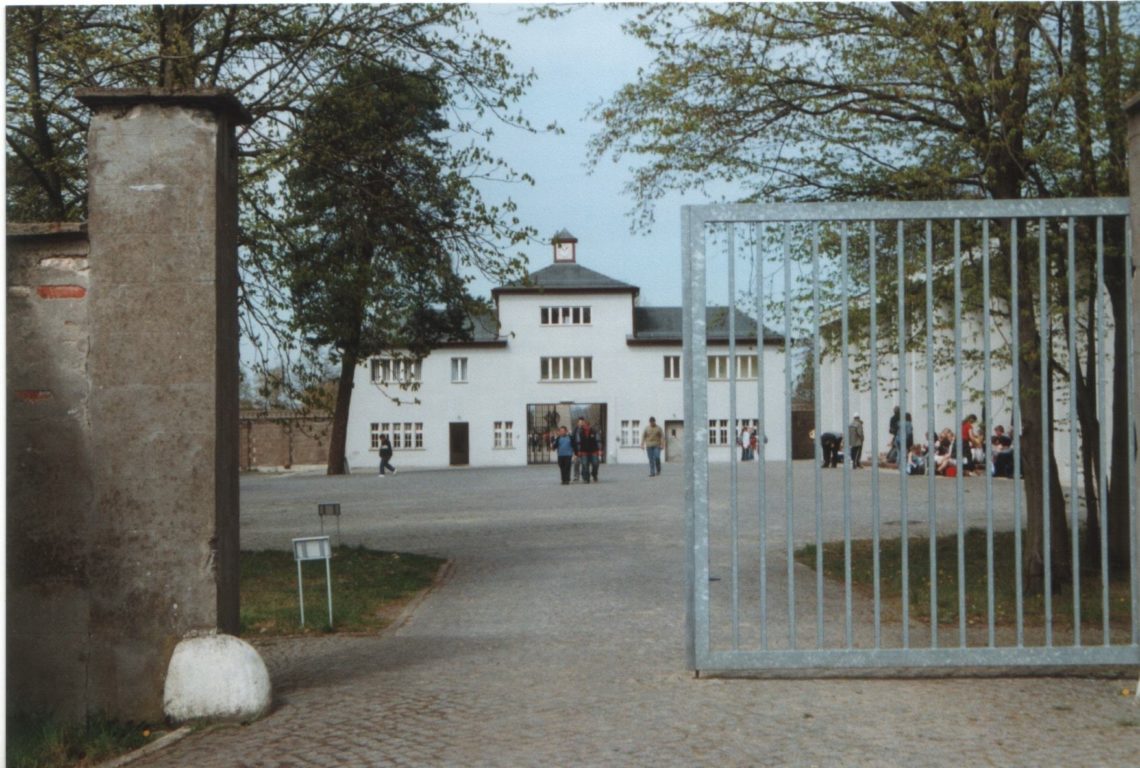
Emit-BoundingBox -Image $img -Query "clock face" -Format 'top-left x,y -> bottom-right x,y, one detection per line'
554,241 -> 574,262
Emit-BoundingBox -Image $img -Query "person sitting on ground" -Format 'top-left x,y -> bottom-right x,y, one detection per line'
991,424 -> 1015,478
933,428 -> 957,476
907,442 -> 928,475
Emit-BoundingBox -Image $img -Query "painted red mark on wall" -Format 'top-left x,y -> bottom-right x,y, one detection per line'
16,390 -> 53,402
37,285 -> 86,299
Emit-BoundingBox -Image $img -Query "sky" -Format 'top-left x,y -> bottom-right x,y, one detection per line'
465,3 -> 741,309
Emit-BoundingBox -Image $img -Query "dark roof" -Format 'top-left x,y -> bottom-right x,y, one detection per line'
493,262 -> 639,297
631,307 -> 783,344
437,309 -> 503,346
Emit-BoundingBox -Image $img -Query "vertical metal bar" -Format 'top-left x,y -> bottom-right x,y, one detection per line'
325,556 -> 334,628
1040,217 -> 1054,647
1096,217 -> 1110,644
841,222 -> 853,648
1067,217 -> 1082,645
870,221 -> 882,649
682,206 -> 710,668
754,224 -> 768,650
1012,219 -> 1024,647
897,220 -> 910,648
812,223 -> 825,647
784,222 -> 796,649
728,225 -> 741,650
983,220 -> 996,648
725,223 -> 743,647
1127,214 -> 1138,648
925,219 -> 938,648
297,560 -> 305,626
954,219 -> 967,647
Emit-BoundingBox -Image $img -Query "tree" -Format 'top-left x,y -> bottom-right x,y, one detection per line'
589,2 -> 1139,593
6,4 -> 538,379
281,61 -> 516,474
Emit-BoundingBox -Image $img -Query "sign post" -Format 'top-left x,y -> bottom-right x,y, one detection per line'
292,536 -> 333,627
317,502 -> 341,545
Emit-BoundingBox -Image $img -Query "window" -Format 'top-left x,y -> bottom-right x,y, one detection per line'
378,421 -> 423,450
664,355 -> 681,380
708,355 -> 731,380
540,305 -> 591,326
709,419 -> 731,446
620,419 -> 642,447
735,355 -> 758,380
370,423 -> 382,450
707,354 -> 757,380
451,357 -> 468,383
493,421 -> 514,449
540,356 -> 593,381
371,357 -> 422,384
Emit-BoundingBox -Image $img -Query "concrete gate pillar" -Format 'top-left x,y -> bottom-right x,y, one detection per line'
77,89 -> 250,720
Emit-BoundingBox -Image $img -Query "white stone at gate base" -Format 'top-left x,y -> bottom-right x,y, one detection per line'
163,634 -> 271,723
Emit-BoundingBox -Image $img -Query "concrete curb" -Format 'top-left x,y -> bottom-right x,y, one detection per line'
388,559 -> 456,633
92,726 -> 193,768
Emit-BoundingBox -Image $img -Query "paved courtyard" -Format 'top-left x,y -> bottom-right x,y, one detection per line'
135,462 -> 1138,766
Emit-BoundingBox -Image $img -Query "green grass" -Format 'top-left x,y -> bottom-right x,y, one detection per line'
240,545 -> 446,635
5,713 -> 158,768
795,529 -> 1132,629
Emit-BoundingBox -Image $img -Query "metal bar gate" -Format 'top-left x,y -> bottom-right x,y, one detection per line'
683,198 -> 1139,674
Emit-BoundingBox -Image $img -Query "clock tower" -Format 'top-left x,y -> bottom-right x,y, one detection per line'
552,229 -> 577,263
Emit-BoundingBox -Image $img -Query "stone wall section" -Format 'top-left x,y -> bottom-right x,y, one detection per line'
6,90 -> 250,723
6,225 -> 93,722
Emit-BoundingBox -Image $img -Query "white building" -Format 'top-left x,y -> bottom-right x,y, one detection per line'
345,231 -> 788,471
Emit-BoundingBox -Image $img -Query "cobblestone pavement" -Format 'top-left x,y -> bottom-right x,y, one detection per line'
137,462 -> 1139,767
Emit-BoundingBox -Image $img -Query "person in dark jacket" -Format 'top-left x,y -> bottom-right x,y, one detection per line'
574,417 -> 601,483
820,431 -> 843,468
378,435 -> 397,476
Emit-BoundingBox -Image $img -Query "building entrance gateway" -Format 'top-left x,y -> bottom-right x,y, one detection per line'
526,403 -> 607,465
682,197 -> 1140,675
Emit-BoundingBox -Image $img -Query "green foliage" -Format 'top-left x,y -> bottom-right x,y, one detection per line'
239,546 -> 445,635
6,712 -> 156,768
6,4 -> 538,392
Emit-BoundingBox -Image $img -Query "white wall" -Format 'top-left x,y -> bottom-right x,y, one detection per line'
345,289 -> 793,469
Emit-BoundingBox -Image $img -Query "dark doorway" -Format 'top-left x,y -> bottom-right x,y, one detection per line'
449,422 -> 469,466
791,410 -> 815,459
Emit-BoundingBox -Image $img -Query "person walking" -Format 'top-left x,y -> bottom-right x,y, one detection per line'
378,435 -> 397,476
551,426 -> 575,485
848,414 -> 864,469
575,417 -> 601,483
642,416 -> 665,477
887,405 -> 901,464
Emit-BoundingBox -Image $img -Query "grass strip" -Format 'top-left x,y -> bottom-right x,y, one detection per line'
240,545 -> 446,636
795,529 -> 1132,628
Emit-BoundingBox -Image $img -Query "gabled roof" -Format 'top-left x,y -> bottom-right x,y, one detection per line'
493,262 -> 639,297
631,307 -> 784,345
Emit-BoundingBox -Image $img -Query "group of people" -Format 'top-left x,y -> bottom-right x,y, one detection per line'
738,426 -> 765,461
892,409 -> 1016,478
813,407 -> 1017,478
549,417 -> 605,484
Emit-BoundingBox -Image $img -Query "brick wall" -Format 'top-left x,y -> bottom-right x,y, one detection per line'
239,410 -> 331,470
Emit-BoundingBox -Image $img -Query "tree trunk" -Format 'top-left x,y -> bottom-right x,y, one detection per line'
325,349 -> 357,476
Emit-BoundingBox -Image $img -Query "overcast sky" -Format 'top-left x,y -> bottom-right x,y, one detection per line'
468,3 -> 741,309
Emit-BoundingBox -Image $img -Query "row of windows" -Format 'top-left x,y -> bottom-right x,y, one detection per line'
540,356 -> 592,381
372,354 -> 758,385
541,305 -> 592,326
708,419 -> 760,446
370,421 -> 515,450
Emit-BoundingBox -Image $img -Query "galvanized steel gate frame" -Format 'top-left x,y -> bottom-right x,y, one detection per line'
682,198 -> 1140,674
